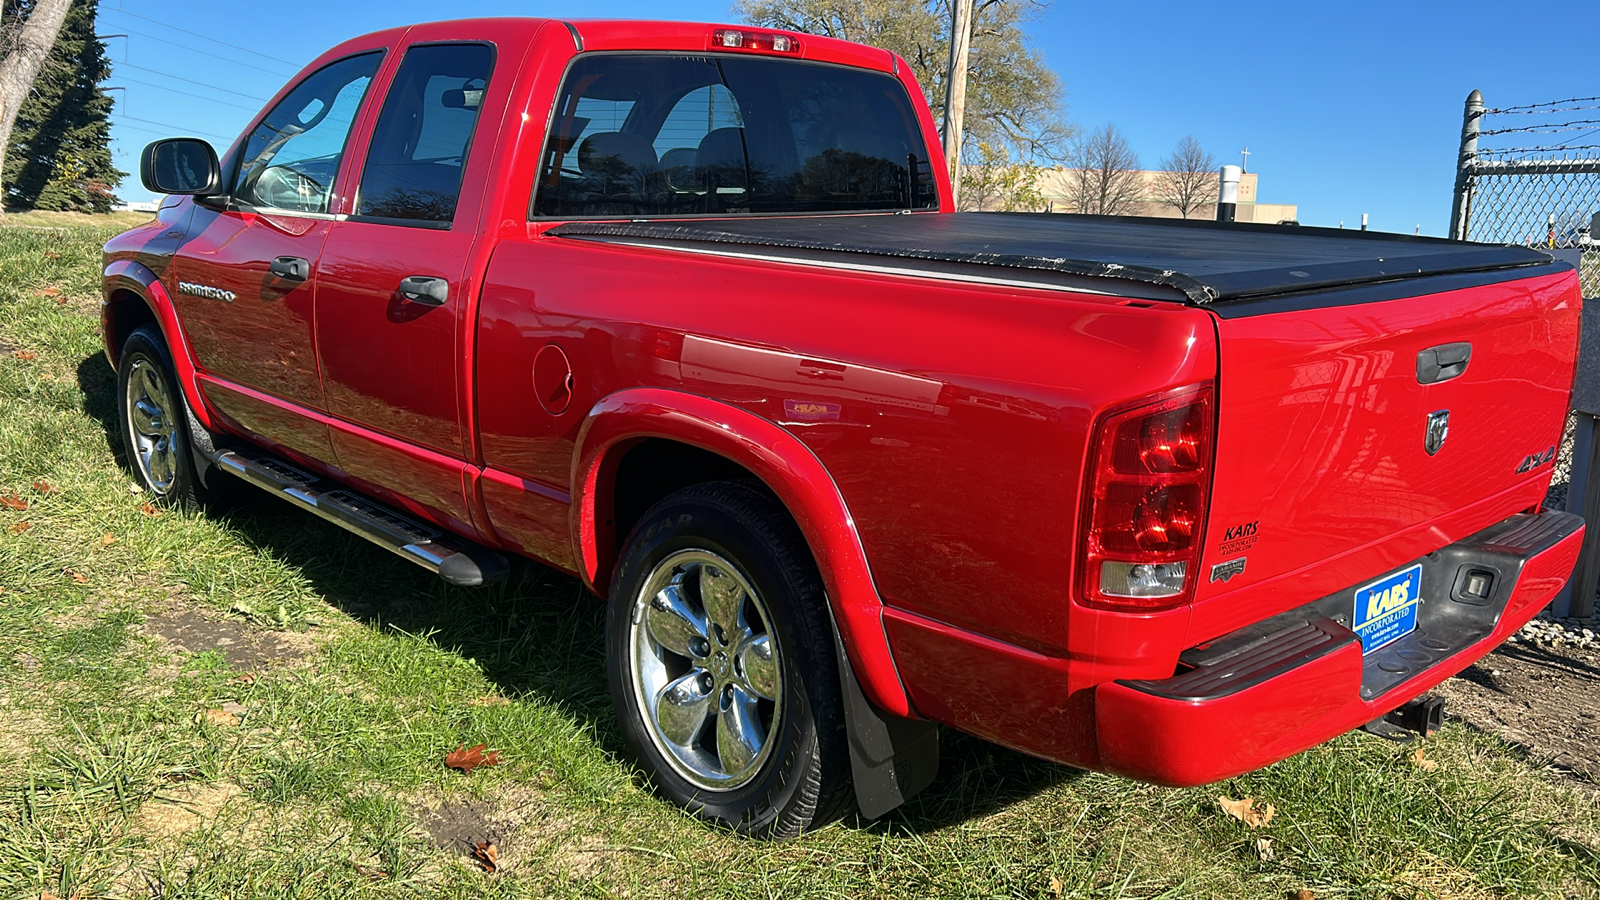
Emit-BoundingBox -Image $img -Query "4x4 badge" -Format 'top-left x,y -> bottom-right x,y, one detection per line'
1424,409 -> 1449,456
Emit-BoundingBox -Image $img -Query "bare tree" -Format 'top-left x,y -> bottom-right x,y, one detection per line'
1064,124 -> 1142,216
736,0 -> 1072,173
0,0 -> 73,214
1154,135 -> 1218,219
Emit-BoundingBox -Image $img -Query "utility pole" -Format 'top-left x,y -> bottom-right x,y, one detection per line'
1216,165 -> 1240,222
941,0 -> 974,209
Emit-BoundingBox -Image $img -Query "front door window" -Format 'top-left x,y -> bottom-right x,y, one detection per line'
234,52 -> 382,215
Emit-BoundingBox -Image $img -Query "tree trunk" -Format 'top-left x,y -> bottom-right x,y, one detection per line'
0,0 -> 75,215
940,0 -> 973,209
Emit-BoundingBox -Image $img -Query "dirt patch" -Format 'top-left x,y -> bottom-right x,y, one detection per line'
415,786 -> 587,877
146,606 -> 309,671
132,782 -> 244,840
0,703 -> 51,761
0,334 -> 16,355
421,798 -> 504,851
1436,621 -> 1600,783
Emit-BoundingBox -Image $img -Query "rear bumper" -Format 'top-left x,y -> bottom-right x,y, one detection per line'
1094,509 -> 1583,787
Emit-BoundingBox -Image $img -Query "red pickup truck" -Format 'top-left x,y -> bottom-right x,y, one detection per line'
103,17 -> 1584,838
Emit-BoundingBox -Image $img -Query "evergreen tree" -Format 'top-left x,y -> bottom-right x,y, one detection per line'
3,0 -> 122,211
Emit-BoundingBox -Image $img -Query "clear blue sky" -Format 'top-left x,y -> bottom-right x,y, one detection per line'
95,0 -> 1598,236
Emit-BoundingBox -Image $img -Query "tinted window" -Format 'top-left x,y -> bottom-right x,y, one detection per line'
234,53 -> 381,215
355,43 -> 495,225
534,54 -> 936,218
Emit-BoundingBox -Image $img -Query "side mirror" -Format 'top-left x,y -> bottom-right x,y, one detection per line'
140,138 -> 222,196
441,88 -> 483,109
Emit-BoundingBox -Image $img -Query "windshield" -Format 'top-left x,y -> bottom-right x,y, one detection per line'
533,53 -> 937,218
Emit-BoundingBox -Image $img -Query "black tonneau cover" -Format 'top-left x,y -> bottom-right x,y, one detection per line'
548,212 -> 1557,306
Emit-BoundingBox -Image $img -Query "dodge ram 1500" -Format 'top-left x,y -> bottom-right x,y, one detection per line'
104,17 -> 1584,838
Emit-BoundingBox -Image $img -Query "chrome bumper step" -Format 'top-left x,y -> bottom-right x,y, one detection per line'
212,449 -> 510,587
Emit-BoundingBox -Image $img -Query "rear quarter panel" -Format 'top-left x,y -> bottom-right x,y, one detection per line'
475,235 -> 1218,656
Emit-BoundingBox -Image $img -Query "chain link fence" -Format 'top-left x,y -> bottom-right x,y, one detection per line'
1449,91 -> 1600,297
1450,93 -> 1600,618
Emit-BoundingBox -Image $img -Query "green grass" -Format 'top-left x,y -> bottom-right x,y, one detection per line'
1,217 -> 1598,899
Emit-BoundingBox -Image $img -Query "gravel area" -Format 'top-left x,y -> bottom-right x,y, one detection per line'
1434,610 -> 1600,784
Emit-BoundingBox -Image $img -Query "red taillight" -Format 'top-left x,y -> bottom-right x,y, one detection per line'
1080,385 -> 1215,611
709,28 -> 803,55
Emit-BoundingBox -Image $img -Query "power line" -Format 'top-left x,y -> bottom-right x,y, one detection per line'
115,113 -> 233,143
103,8 -> 302,68
112,26 -> 299,78
113,61 -> 270,103
110,74 -> 261,113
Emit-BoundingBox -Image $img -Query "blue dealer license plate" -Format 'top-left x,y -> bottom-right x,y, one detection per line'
1352,564 -> 1423,654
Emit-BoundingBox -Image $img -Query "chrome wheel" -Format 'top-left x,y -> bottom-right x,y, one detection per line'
629,548 -> 783,791
124,357 -> 181,495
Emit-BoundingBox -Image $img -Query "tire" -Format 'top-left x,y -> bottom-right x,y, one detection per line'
117,324 -> 215,508
606,481 -> 853,838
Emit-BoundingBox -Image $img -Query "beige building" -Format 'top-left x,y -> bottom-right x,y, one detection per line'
1029,169 -> 1298,224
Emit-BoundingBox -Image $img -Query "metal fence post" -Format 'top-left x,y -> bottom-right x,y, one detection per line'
1448,89 -> 1483,240
1557,272 -> 1600,619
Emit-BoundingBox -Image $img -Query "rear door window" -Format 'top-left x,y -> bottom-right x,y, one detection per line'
534,54 -> 935,218
354,42 -> 496,227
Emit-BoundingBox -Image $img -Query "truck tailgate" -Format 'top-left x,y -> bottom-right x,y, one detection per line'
1191,267 -> 1581,642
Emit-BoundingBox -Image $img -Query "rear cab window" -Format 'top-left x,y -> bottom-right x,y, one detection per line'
533,53 -> 936,218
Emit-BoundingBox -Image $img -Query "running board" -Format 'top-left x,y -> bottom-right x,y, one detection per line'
212,449 -> 510,587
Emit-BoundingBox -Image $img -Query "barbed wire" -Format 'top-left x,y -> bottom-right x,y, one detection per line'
1481,120 -> 1600,137
1485,96 -> 1600,114
1477,145 -> 1600,156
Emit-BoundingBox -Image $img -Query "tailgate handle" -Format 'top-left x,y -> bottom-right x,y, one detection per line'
1417,342 -> 1472,384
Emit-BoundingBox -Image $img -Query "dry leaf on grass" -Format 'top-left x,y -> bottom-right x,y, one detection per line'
1048,876 -> 1063,897
100,533 -> 116,547
1218,795 -> 1275,828
1293,890 -> 1315,900
1,493 -> 27,511
469,695 -> 511,707
469,840 -> 498,873
32,480 -> 55,494
352,863 -> 388,880
13,351 -> 36,360
232,672 -> 258,685
138,502 -> 163,517
445,743 -> 502,773
62,568 -> 88,584
1255,837 -> 1275,861
38,287 -> 61,298
1410,745 -> 1439,771
44,251 -> 62,259
197,708 -> 240,727
9,521 -> 30,535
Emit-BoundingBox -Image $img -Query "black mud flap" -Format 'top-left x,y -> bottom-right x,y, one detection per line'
831,622 -> 940,819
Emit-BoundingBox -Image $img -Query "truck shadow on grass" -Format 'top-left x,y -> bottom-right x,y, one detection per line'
73,351 -> 1082,834
217,495 -> 1083,834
